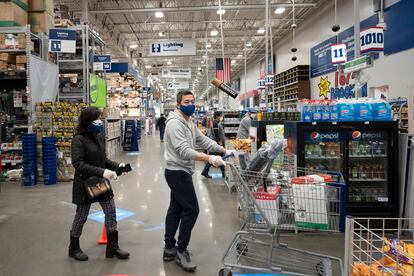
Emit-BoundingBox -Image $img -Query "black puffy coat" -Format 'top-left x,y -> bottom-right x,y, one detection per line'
71,131 -> 119,205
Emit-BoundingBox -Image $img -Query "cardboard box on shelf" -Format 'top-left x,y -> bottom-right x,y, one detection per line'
28,11 -> 54,33
16,63 -> 26,71
0,53 -> 16,63
0,61 -> 7,71
16,55 -> 27,64
0,1 -> 28,27
17,33 -> 26,49
28,0 -> 53,15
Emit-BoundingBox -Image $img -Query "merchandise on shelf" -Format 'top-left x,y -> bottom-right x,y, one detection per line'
0,2 -> 28,27
299,99 -> 393,123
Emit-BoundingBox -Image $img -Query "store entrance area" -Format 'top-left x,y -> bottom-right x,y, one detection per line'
0,134 -> 343,276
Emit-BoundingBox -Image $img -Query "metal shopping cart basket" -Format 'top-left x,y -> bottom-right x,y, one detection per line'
220,156 -> 346,276
345,217 -> 414,276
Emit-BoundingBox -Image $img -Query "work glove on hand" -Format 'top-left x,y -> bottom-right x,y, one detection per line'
119,163 -> 126,168
103,169 -> 117,180
209,155 -> 226,167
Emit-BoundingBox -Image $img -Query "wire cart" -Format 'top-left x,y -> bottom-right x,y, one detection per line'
345,217 -> 414,276
220,152 -> 346,276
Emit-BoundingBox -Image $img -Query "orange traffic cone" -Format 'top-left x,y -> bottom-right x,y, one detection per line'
98,225 -> 107,244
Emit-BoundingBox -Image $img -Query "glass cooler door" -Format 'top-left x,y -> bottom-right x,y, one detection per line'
347,130 -> 389,203
303,131 -> 343,172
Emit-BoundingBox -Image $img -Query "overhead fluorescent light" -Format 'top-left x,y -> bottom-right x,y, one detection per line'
155,11 -> 164,18
210,29 -> 218,36
197,72 -> 201,75
217,9 -> 225,15
246,42 -> 252,47
158,31 -> 165,37
257,28 -> 266,34
145,65 -> 152,69
167,60 -> 172,65
238,53 -> 243,57
202,55 -> 207,59
198,67 -> 202,70
206,43 -> 211,48
274,7 -> 286,14
231,60 -> 236,64
129,44 -> 138,49
201,60 -> 205,64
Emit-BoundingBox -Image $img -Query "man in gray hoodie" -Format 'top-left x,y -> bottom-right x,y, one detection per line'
163,90 -> 230,272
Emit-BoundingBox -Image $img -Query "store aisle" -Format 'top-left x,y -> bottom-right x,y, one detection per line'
0,134 -> 240,276
0,133 -> 345,276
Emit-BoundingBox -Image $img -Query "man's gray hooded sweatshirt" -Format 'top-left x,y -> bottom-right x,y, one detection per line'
164,111 -> 226,175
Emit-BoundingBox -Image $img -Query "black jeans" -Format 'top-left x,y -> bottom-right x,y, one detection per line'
164,169 -> 199,252
159,125 -> 165,141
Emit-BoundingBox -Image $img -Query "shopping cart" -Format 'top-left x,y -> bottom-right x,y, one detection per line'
345,217 -> 414,276
220,156 -> 346,276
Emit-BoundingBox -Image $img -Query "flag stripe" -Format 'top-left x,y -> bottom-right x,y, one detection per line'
216,58 -> 231,84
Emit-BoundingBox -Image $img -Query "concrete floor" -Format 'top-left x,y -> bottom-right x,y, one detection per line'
0,134 -> 345,276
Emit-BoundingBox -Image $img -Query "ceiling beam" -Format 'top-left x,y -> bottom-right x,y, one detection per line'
72,3 -> 317,14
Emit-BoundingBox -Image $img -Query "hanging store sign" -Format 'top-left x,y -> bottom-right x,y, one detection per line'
143,87 -> 151,94
48,29 -> 76,53
167,81 -> 189,90
360,27 -> 384,54
257,79 -> 266,89
265,75 -> 274,86
161,68 -> 192,79
343,55 -> 373,74
149,39 -> 196,56
93,55 -> 111,71
331,43 -> 347,64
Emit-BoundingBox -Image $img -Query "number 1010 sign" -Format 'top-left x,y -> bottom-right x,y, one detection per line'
331,43 -> 347,64
360,26 -> 384,53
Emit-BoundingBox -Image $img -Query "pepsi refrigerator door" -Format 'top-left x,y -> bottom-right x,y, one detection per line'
303,131 -> 344,172
347,130 -> 391,204
345,121 -> 399,217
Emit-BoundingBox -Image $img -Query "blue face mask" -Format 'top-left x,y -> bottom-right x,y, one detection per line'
87,119 -> 104,134
179,104 -> 195,116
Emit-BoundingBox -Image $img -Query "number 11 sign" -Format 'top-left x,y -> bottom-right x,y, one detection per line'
331,43 -> 347,64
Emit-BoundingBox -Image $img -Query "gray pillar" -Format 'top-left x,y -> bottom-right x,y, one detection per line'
82,0 -> 89,24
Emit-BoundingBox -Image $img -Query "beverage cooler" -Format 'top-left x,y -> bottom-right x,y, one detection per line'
284,121 -> 398,217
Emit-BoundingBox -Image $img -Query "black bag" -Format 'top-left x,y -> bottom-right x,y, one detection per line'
83,176 -> 112,201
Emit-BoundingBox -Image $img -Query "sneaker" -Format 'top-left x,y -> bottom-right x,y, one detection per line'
176,250 -> 197,272
201,171 -> 212,179
163,246 -> 177,262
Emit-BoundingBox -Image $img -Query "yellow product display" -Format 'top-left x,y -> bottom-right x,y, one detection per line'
231,138 -> 252,151
383,238 -> 414,265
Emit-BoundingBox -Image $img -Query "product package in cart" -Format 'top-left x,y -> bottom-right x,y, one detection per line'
253,186 -> 281,225
291,175 -> 329,230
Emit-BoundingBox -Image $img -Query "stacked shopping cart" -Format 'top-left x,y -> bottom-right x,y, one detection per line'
42,136 -> 57,185
22,133 -> 37,186
220,146 -> 346,276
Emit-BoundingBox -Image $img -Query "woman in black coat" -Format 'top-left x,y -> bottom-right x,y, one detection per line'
68,107 -> 129,261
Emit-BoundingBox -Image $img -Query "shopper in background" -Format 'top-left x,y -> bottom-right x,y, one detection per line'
157,113 -> 167,142
201,111 -> 226,178
145,114 -> 153,135
69,107 -> 129,261
237,108 -> 257,139
163,91 -> 232,272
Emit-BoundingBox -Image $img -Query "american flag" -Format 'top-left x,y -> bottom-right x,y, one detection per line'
215,58 -> 231,84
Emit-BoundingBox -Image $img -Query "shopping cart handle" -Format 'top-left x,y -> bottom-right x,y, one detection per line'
222,153 -> 234,160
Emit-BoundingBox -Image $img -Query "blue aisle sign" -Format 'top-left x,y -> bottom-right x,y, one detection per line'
48,29 -> 76,53
310,36 -> 337,78
360,27 -> 384,54
88,208 -> 135,223
93,55 -> 112,71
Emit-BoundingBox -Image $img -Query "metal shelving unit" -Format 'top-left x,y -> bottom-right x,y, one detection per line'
57,25 -> 105,103
269,65 -> 311,111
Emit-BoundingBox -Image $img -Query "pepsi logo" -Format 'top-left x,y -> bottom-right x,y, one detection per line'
310,132 -> 320,141
352,131 -> 362,140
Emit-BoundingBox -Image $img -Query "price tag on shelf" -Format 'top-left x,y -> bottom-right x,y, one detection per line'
332,122 -> 337,125
312,122 -> 317,125
364,121 -> 370,125
11,162 -> 16,166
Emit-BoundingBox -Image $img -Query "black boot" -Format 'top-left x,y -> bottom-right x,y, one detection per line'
201,170 -> 212,178
106,230 -> 130,259
69,235 -> 88,261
